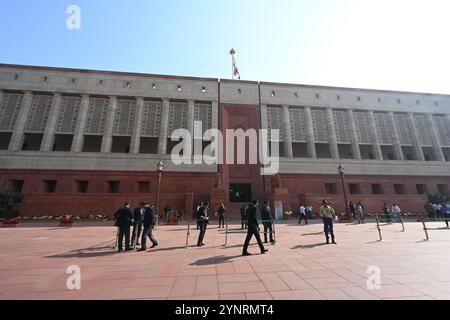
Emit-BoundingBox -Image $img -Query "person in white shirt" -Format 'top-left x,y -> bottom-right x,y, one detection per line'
298,204 -> 308,225
392,203 -> 402,222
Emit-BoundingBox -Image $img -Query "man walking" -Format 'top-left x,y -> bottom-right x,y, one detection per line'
114,202 -> 134,252
383,203 -> 392,224
355,202 -> 365,224
197,202 -> 210,247
319,200 -> 337,244
242,200 -> 268,256
240,204 -> 248,229
217,203 -> 226,228
392,203 -> 402,223
131,202 -> 145,247
298,203 -> 308,225
261,200 -> 274,243
137,203 -> 158,252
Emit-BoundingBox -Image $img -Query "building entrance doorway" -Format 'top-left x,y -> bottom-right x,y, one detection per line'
229,183 -> 252,203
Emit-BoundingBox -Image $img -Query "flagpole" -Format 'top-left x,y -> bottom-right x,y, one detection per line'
229,48 -> 236,80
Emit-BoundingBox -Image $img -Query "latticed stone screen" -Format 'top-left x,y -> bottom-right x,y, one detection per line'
311,109 -> 329,142
374,112 -> 394,144
55,96 -> 81,134
332,110 -> 351,143
194,103 -> 212,139
394,113 -> 413,145
141,100 -> 162,137
433,116 -> 450,146
25,94 -> 53,133
0,92 -> 23,131
113,99 -> 136,136
267,107 -> 284,141
84,97 -> 109,135
289,108 -> 307,142
413,114 -> 433,146
168,102 -> 188,135
353,111 -> 372,144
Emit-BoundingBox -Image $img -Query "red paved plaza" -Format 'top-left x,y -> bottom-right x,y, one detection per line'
1,220 -> 450,300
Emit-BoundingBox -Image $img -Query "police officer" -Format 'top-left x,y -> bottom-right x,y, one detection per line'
114,202 -> 134,252
197,202 -> 210,247
137,203 -> 158,252
242,200 -> 268,256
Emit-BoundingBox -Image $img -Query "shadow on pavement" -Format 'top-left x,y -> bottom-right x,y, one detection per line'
189,255 -> 243,266
301,232 -> 323,236
44,240 -> 117,258
291,243 -> 328,249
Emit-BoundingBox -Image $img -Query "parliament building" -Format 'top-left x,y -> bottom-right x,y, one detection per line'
0,64 -> 449,218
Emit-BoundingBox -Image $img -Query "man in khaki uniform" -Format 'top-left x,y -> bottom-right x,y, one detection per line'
319,200 -> 337,244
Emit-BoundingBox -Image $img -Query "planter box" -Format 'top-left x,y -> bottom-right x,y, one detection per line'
59,221 -> 74,227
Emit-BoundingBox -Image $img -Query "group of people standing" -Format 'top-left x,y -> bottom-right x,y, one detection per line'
349,201 -> 366,224
425,201 -> 450,227
114,202 -> 158,252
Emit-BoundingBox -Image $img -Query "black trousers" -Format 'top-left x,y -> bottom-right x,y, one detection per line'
141,225 -> 158,248
241,218 -> 247,229
243,226 -> 265,253
131,223 -> 142,245
323,218 -> 335,242
218,214 -> 225,227
263,222 -> 273,243
118,226 -> 131,250
197,221 -> 207,245
299,214 -> 308,225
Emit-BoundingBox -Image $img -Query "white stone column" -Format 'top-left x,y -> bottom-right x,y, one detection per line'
130,97 -> 144,154
186,99 -> 195,157
347,109 -> 361,160
41,93 -> 63,151
282,105 -> 293,158
427,113 -> 445,161
326,108 -> 339,159
388,112 -> 404,161
71,94 -> 90,153
368,111 -> 382,160
260,104 -> 270,158
304,107 -> 317,158
408,113 -> 425,161
9,91 -> 33,151
211,101 -> 219,131
157,99 -> 170,155
100,96 -> 118,153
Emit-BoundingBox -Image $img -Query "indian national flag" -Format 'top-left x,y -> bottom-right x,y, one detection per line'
232,56 -> 241,80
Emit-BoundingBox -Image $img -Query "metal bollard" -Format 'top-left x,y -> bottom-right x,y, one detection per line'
224,219 -> 229,248
375,215 -> 383,241
114,228 -> 119,250
185,219 -> 191,249
422,218 -> 429,241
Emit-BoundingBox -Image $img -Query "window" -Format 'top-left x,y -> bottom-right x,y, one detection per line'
437,184 -> 448,196
325,183 -> 337,194
416,184 -> 427,195
138,181 -> 150,193
357,96 -> 361,102
98,79 -> 104,86
337,95 -> 340,100
43,180 -> 57,193
294,92 -> 298,98
371,184 -> 384,195
108,181 -> 120,193
0,133 -> 12,150
435,101 -> 439,107
201,87 -> 206,93
177,85 -> 182,92
349,184 -> 361,195
152,83 -> 157,90
9,180 -> 24,193
377,97 -> 381,103
14,74 -> 19,80
125,81 -> 131,88
416,100 -> 420,105
315,93 -> 320,99
271,91 -> 275,97
238,88 -> 242,94
42,76 -> 48,83
397,98 -> 401,104
71,78 -> 77,84
394,184 -> 406,195
76,181 -> 89,193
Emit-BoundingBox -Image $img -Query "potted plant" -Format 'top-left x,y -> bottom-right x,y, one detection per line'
0,189 -> 22,227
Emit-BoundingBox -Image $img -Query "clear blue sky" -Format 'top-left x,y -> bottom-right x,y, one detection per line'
1,0 -> 449,94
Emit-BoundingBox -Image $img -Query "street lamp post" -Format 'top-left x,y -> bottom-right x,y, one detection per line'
155,161 -> 164,227
338,164 -> 351,222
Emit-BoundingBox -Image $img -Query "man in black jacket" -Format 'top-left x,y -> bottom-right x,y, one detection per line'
261,200 -> 274,243
197,202 -> 210,247
242,200 -> 268,256
114,202 -> 134,252
137,203 -> 158,252
131,202 -> 145,247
